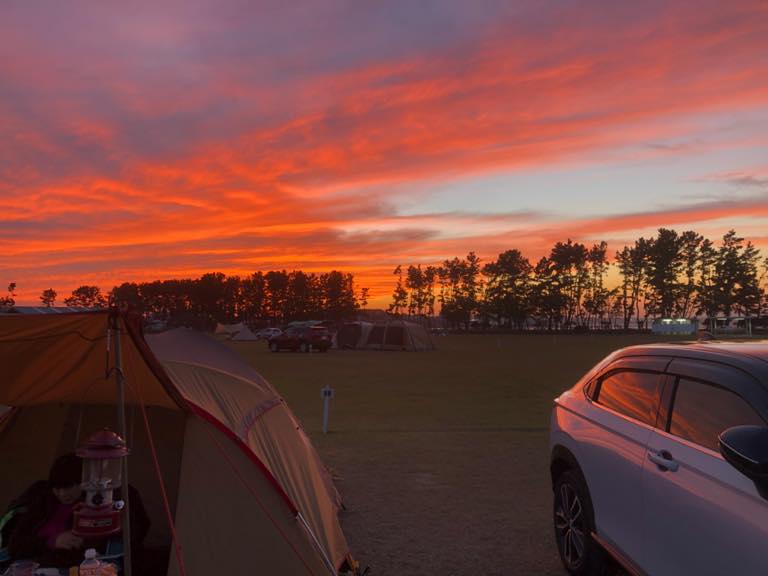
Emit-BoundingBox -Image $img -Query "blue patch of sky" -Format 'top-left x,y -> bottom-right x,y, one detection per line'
398,115 -> 768,221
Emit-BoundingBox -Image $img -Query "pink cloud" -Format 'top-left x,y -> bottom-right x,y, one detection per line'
0,1 -> 767,303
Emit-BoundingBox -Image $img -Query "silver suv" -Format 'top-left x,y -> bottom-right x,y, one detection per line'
549,341 -> 768,576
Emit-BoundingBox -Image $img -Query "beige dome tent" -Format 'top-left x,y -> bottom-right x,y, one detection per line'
230,325 -> 259,341
213,322 -> 244,340
0,311 -> 354,575
364,320 -> 434,351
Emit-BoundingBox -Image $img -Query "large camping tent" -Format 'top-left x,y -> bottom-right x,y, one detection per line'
336,322 -> 374,349
0,311 -> 354,575
364,320 -> 434,351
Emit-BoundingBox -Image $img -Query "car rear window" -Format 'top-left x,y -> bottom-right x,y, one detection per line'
595,370 -> 663,426
669,378 -> 765,452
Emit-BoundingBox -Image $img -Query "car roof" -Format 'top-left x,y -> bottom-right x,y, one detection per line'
614,340 -> 768,384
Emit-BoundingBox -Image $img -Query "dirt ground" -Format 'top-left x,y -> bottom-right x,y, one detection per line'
231,333 -> 683,576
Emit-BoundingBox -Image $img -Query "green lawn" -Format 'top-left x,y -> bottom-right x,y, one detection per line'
232,333 -> 686,432
229,333 -> 691,576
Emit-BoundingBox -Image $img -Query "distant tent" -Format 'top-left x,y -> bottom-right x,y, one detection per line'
231,325 -> 259,341
337,322 -> 374,349
285,320 -> 323,329
0,312 -> 354,574
364,320 -> 434,351
214,322 -> 246,340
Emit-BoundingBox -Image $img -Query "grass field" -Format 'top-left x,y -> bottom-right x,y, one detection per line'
230,333 -> 690,576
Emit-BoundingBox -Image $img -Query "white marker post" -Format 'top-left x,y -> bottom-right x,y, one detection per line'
321,385 -> 334,434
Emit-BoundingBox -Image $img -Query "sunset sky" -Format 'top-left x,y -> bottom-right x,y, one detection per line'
1,0 -> 767,306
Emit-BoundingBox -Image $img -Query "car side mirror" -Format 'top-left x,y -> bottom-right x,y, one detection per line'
719,425 -> 768,500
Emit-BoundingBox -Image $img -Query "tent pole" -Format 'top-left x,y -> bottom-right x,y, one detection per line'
113,320 -> 133,576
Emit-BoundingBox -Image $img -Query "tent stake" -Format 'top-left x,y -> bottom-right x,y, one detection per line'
113,320 -> 133,576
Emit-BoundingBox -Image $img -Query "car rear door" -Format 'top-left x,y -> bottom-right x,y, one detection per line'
573,356 -> 668,566
641,359 -> 768,576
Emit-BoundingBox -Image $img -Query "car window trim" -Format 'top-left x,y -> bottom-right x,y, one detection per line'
664,357 -> 768,415
590,368 -> 666,428
650,421 -> 726,460
664,374 -> 767,433
565,398 -> 659,438
588,401 -> 660,433
583,378 -> 598,401
594,368 -> 664,399
659,374 -> 768,455
655,374 -> 675,431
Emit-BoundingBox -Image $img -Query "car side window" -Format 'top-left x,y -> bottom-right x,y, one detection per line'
669,378 -> 765,452
595,370 -> 662,426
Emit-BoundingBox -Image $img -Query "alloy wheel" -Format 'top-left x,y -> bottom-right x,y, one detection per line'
555,482 -> 585,569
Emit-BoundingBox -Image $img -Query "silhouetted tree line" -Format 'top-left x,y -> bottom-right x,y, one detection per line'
2,271 -> 362,331
390,229 -> 768,331
112,270 -> 360,328
0,283 -> 17,307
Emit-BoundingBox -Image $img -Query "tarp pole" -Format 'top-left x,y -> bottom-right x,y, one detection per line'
113,320 -> 133,576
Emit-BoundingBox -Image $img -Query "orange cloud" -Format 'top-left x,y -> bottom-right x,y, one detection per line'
0,1 -> 767,305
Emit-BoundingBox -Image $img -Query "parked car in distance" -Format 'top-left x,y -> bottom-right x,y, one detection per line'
550,341 -> 768,576
268,326 -> 331,353
255,327 -> 282,340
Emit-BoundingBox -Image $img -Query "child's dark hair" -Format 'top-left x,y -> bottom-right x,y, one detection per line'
48,452 -> 82,488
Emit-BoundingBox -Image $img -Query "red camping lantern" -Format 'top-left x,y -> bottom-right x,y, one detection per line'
72,429 -> 129,538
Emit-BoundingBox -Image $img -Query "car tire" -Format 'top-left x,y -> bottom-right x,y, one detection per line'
299,342 -> 309,353
553,469 -> 614,576
269,341 -> 279,353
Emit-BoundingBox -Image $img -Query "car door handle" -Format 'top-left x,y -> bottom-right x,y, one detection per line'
648,449 -> 679,472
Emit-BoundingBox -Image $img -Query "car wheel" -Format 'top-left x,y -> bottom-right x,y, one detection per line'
553,469 -> 613,576
299,342 -> 309,353
269,341 -> 279,353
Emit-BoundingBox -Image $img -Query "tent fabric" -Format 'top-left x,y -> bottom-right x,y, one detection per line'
166,417 -> 330,576
0,312 -> 178,408
363,320 -> 434,351
147,329 -> 348,566
0,311 -> 351,575
214,322 -> 244,336
337,322 -> 373,349
231,326 -> 259,341
214,322 -> 259,341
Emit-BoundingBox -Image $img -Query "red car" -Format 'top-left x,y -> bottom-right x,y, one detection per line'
268,326 -> 331,352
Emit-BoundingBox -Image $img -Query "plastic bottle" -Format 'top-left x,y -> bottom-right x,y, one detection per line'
79,548 -> 101,576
